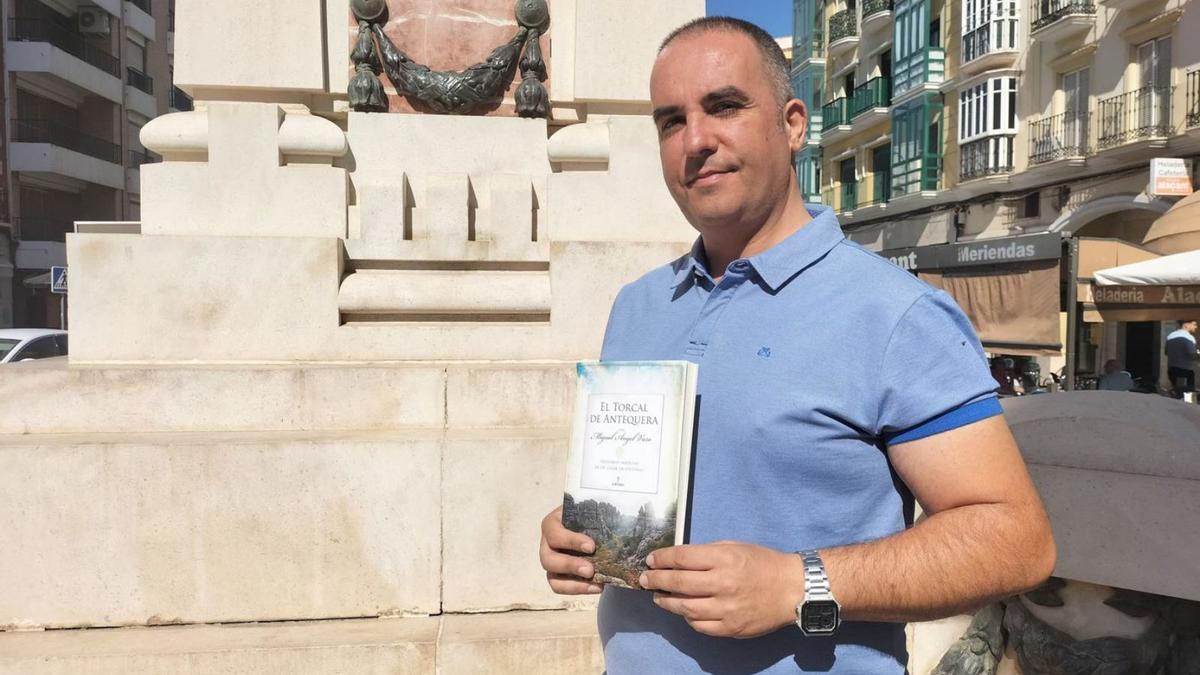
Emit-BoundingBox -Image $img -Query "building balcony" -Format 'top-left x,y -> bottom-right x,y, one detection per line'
125,66 -> 157,118
13,218 -> 72,244
9,118 -> 124,190
861,0 -> 894,34
169,85 -> 194,112
123,0 -> 155,41
821,183 -> 859,214
6,18 -> 122,104
959,135 -> 1015,183
850,76 -> 891,128
1030,0 -> 1096,41
128,0 -> 151,14
1096,85 -> 1174,154
960,22 -> 1020,76
1187,70 -> 1200,129
820,97 -> 852,142
827,9 -> 859,59
1102,0 -> 1154,10
792,28 -> 825,66
1028,111 -> 1092,166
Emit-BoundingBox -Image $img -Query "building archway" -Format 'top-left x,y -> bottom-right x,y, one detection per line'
1047,193 -> 1174,238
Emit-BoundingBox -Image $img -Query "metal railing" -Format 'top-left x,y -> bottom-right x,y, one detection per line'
1028,111 -> 1091,164
126,66 -> 154,95
11,118 -> 121,164
169,85 -> 193,111
1030,0 -> 1095,32
960,136 -> 1015,181
850,76 -> 891,118
841,182 -> 858,211
1188,71 -> 1200,128
863,0 -> 894,20
829,9 -> 858,44
8,18 -> 119,77
821,97 -> 850,131
128,148 -> 159,167
1097,85 -> 1174,149
874,169 -> 892,204
128,0 -> 152,14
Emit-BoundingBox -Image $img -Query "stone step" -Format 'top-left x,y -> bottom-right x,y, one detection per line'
0,611 -> 604,675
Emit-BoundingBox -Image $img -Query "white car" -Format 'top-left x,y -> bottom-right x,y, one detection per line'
0,329 -> 68,364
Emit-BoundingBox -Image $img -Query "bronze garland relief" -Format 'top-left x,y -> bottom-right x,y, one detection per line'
348,0 -> 550,118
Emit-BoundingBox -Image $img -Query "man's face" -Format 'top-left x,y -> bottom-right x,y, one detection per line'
649,31 -> 804,231
1186,321 -> 1198,335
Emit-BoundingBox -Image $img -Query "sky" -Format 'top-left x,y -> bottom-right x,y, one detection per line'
706,0 -> 793,38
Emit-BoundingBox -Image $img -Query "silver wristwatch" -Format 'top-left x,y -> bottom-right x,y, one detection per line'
795,549 -> 840,636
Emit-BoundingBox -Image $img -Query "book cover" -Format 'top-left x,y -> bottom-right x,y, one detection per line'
561,361 -> 699,589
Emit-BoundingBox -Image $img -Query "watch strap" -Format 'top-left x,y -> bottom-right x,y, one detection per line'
799,549 -> 834,602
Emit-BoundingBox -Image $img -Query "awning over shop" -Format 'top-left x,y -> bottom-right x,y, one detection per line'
22,272 -> 51,289
1085,250 -> 1200,322
920,259 -> 1063,355
1143,190 -> 1200,255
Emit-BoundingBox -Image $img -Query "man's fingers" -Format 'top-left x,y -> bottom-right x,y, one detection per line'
539,537 -> 595,578
541,508 -> 596,554
546,572 -> 603,595
648,544 -> 719,571
652,594 -> 723,622
639,569 -> 715,596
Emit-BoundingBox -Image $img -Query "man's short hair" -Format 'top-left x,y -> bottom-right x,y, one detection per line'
659,16 -> 793,109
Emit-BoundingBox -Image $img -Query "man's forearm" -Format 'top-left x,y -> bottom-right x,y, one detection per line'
820,501 -> 1055,623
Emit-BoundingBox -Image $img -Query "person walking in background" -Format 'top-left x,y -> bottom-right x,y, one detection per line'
1165,320 -> 1198,399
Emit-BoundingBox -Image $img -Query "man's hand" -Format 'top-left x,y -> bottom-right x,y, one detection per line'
640,541 -> 805,638
539,506 -> 603,595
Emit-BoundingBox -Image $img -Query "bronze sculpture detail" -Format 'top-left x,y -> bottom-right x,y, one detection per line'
348,0 -> 550,118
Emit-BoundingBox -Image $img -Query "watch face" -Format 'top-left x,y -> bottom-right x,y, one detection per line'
800,601 -> 839,635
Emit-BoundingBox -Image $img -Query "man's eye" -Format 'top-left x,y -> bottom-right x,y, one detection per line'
660,118 -> 682,132
712,102 -> 741,114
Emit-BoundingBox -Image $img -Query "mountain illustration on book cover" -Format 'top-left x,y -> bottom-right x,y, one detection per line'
561,361 -> 698,590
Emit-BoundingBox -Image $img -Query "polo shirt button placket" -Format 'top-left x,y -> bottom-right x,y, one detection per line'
685,260 -> 750,358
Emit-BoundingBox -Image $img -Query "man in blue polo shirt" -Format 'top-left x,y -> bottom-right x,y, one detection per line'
539,16 -> 1056,674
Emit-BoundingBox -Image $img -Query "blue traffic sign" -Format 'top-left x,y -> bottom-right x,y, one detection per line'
50,266 -> 67,295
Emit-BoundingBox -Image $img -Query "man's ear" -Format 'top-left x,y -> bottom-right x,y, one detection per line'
784,99 -> 808,153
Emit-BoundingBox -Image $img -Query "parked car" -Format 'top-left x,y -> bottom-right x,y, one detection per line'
0,329 -> 68,364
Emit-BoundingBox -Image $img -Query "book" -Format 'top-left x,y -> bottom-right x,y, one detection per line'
561,360 -> 699,589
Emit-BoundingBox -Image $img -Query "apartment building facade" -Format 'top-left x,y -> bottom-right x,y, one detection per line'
794,0 -> 1200,387
0,0 -> 190,329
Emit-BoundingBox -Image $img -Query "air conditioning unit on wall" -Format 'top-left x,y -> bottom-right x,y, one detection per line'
78,7 -> 111,36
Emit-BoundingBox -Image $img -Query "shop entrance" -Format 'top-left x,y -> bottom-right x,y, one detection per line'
1123,322 -> 1159,388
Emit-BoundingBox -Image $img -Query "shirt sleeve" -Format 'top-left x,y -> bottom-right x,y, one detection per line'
875,290 -> 1001,441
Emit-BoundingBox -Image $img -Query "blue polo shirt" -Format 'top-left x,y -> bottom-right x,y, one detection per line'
596,205 -> 1001,674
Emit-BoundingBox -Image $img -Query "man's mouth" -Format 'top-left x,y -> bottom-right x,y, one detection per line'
687,168 -> 734,188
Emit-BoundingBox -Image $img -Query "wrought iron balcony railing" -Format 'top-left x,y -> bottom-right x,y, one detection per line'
1028,111 -> 1091,164
863,0 -> 894,20
1188,70 -> 1200,128
8,18 -> 119,77
11,117 -> 121,164
126,66 -> 154,95
829,9 -> 858,44
960,136 -> 1015,181
1030,0 -> 1095,33
1097,85 -> 1174,149
169,85 -> 193,111
850,76 -> 891,118
821,97 -> 850,131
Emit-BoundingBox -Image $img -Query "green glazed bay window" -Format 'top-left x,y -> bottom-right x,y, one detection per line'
890,93 -> 942,196
829,8 -> 858,44
792,0 -> 824,61
893,0 -> 944,97
797,148 -> 822,203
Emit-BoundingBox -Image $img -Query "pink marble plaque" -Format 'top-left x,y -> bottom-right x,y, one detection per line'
348,0 -> 552,116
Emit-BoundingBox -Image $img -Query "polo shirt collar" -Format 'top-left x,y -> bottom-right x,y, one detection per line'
670,205 -> 844,291
748,205 -> 844,291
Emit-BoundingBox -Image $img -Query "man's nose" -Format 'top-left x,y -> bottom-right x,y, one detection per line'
682,114 -> 718,157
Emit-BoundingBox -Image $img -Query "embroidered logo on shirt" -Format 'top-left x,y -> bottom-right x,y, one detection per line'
757,347 -> 772,359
